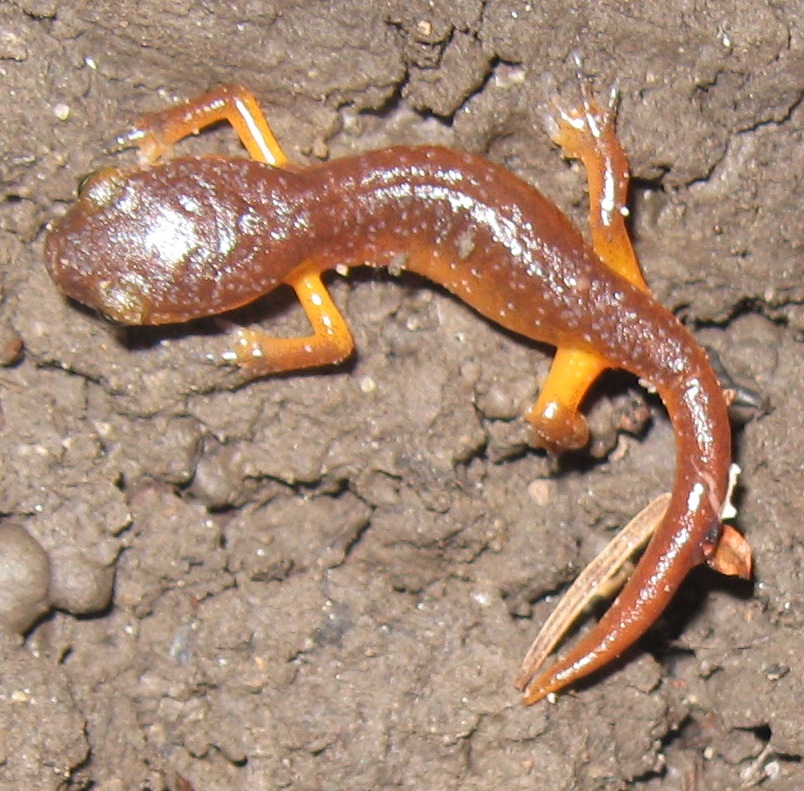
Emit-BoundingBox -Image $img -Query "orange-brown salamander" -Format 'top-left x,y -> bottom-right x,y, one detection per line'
45,82 -> 751,704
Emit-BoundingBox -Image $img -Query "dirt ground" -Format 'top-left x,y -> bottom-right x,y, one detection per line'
0,1 -> 802,789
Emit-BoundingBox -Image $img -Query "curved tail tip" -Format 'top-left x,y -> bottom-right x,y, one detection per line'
518,663 -> 577,705
520,675 -> 562,705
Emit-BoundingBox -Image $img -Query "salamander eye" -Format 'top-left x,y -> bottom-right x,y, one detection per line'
76,169 -> 101,197
75,166 -> 127,208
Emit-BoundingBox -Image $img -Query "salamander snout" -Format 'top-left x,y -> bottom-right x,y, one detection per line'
45,167 -> 153,323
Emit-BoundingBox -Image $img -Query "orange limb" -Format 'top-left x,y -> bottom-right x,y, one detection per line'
527,77 -> 648,452
113,84 -> 289,167
224,260 -> 355,376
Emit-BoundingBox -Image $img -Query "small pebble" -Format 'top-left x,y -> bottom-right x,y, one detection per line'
0,325 -> 23,366
48,549 -> 114,615
53,102 -> 71,121
0,524 -> 50,634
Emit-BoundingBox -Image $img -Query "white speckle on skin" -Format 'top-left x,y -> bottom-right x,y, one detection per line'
526,261 -> 543,278
600,168 -> 616,226
687,481 -> 705,512
178,195 -> 202,214
238,209 -> 261,233
543,402 -> 559,419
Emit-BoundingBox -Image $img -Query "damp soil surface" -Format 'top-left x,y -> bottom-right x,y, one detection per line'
0,2 -> 802,789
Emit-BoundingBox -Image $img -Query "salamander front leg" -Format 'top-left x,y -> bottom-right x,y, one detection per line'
226,263 -> 354,377
113,84 -> 289,166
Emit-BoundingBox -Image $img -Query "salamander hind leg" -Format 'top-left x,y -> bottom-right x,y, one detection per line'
112,84 -> 289,167
548,71 -> 647,291
226,262 -> 355,377
527,346 -> 602,452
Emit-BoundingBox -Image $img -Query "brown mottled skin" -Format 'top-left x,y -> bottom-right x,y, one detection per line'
46,145 -> 732,700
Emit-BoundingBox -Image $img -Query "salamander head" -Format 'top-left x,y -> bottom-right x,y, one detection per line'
47,166 -> 164,324
45,159 -> 271,325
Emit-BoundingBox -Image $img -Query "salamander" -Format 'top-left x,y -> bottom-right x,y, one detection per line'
44,82 -> 751,703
